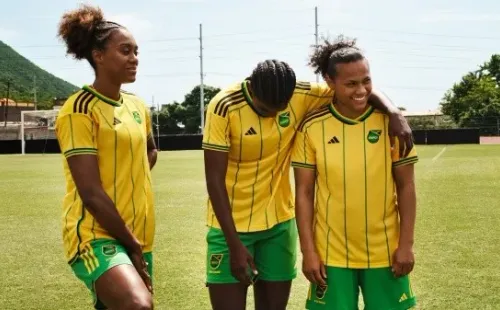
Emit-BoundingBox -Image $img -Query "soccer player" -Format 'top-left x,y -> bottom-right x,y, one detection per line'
292,36 -> 418,310
55,5 -> 157,310
202,59 -> 414,310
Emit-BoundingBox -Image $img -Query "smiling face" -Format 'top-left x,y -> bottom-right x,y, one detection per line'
92,28 -> 139,85
325,58 -> 372,118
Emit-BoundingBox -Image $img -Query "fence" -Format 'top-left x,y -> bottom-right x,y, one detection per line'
0,129 -> 481,154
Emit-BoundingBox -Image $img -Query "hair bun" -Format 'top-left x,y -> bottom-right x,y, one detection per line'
57,4 -> 106,59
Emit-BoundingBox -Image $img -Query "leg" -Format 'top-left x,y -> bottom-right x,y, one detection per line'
360,267 -> 417,310
208,283 -> 249,310
254,280 -> 291,310
252,219 -> 298,310
94,264 -> 153,310
70,239 -> 153,310
205,227 -> 256,310
305,267 -> 359,310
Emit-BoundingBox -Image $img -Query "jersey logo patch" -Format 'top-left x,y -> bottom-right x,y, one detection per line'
102,244 -> 117,257
367,130 -> 382,144
315,285 -> 328,300
132,111 -> 142,124
278,112 -> 290,127
245,127 -> 257,135
113,117 -> 122,125
328,136 -> 340,144
209,254 -> 223,270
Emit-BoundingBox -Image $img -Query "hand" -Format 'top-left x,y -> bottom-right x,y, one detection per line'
388,112 -> 414,158
229,242 -> 258,285
392,246 -> 415,278
302,250 -> 327,287
129,248 -> 153,293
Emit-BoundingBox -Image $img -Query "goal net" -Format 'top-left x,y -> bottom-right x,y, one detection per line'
20,109 -> 60,155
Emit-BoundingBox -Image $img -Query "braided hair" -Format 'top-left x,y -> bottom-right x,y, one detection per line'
308,35 -> 364,79
57,4 -> 124,70
249,59 -> 296,111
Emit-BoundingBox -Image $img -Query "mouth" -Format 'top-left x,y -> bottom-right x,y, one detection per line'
351,96 -> 366,102
127,68 -> 137,74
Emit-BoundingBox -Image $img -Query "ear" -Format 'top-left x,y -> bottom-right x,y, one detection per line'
91,49 -> 104,66
323,74 -> 335,91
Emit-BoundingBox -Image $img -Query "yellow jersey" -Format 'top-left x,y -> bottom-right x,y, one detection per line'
55,85 -> 155,263
291,103 -> 418,268
202,80 -> 332,232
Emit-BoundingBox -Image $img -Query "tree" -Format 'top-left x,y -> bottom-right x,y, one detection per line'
440,54 -> 500,135
154,84 -> 221,135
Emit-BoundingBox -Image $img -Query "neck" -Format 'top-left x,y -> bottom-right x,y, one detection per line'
334,98 -> 368,120
92,77 -> 121,101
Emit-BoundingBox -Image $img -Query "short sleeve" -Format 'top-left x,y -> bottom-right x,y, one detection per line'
391,138 -> 418,167
291,129 -> 316,170
202,98 -> 230,152
55,113 -> 97,158
305,83 -> 334,113
145,106 -> 153,140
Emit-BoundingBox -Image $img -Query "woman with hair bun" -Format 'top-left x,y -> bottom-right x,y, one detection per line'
55,4 -> 157,309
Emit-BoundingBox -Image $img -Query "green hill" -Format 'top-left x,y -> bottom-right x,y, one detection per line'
0,40 -> 78,109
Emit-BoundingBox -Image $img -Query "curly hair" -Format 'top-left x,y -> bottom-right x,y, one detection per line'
57,4 -> 124,69
308,35 -> 364,78
249,59 -> 296,111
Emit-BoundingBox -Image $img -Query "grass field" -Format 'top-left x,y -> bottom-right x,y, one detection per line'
1,145 -> 499,309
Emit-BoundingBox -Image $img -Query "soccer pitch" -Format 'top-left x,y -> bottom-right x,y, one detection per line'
0,145 -> 499,310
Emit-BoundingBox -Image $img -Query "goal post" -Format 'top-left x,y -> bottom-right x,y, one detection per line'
20,109 -> 60,155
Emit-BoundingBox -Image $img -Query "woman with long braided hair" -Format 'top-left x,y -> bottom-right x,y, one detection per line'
55,4 -> 157,309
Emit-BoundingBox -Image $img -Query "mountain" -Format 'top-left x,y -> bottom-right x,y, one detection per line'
0,40 -> 78,109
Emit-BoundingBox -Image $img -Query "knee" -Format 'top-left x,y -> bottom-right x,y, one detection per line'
123,293 -> 153,310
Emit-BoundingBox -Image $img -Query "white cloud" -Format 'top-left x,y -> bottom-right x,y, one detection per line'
420,11 -> 500,23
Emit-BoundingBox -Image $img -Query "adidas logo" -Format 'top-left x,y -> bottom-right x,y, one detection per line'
399,293 -> 408,303
113,117 -> 121,125
328,136 -> 340,144
245,127 -> 257,135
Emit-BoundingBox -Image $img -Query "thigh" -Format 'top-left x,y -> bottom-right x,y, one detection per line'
253,219 -> 297,282
254,280 -> 292,310
70,239 -> 152,309
208,283 -> 249,310
360,267 -> 416,310
206,227 -> 256,285
305,267 -> 359,310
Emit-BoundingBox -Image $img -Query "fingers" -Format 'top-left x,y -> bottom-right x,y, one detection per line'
131,256 -> 153,293
392,262 -> 403,278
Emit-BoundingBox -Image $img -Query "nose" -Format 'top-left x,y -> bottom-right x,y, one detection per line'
355,85 -> 367,96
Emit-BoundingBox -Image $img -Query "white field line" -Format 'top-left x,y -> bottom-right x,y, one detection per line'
432,147 -> 447,162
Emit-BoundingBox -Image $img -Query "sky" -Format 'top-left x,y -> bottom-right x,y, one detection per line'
1,0 -> 500,113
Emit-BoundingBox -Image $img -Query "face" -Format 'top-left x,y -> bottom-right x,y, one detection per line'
325,59 -> 372,116
251,97 -> 285,118
93,28 -> 139,84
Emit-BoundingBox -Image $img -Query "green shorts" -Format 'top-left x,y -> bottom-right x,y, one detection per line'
306,267 -> 416,310
70,239 -> 153,309
206,219 -> 297,284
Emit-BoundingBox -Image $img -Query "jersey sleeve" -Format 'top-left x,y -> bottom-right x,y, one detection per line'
202,96 -> 231,152
391,138 -> 418,167
55,113 -> 97,158
305,82 -> 334,113
145,105 -> 153,140
291,129 -> 316,170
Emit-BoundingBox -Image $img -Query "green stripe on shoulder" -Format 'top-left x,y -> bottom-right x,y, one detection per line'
202,142 -> 230,152
297,106 -> 331,131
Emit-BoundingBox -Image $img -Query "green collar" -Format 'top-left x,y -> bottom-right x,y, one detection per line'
83,85 -> 123,107
328,103 -> 374,125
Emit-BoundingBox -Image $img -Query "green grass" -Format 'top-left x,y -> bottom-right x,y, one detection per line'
0,145 -> 499,309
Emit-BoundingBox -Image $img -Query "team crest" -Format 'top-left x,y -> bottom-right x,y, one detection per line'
278,112 -> 290,128
132,111 -> 142,124
210,254 -> 223,270
367,130 -> 382,144
102,244 -> 117,256
316,285 -> 328,300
